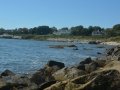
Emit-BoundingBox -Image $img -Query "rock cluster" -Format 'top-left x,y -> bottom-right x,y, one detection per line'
0,46 -> 120,90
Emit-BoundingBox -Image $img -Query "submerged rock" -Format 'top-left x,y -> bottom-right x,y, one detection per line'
88,41 -> 101,44
67,45 -> 77,47
73,47 -> 79,50
49,45 -> 64,49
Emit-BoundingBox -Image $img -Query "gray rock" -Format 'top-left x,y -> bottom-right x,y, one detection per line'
85,62 -> 99,73
80,57 -> 93,65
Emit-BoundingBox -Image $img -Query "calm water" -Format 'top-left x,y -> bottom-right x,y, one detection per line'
0,39 -> 108,74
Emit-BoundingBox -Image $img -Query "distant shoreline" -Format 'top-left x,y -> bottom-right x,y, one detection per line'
1,34 -> 120,46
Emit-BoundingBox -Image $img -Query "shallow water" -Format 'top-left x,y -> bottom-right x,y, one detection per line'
0,39 -> 109,74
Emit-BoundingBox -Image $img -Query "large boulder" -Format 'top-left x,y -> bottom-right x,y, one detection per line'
44,60 -> 120,90
31,60 -> 65,85
46,60 -> 65,69
30,68 -> 55,85
76,57 -> 93,70
53,67 -> 86,81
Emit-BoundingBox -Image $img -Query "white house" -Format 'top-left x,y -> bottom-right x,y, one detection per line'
53,30 -> 71,35
92,30 -> 104,36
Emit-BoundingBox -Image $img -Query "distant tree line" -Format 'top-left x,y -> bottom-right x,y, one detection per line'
0,24 -> 120,37
70,25 -> 104,36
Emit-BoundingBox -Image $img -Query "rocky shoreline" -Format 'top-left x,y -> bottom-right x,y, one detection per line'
47,38 -> 120,46
0,46 -> 120,90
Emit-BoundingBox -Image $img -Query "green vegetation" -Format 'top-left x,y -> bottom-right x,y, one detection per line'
0,24 -> 120,42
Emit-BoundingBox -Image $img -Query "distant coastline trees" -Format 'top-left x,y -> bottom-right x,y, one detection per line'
0,24 -> 120,37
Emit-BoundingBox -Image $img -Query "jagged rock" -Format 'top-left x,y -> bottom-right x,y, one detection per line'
76,57 -> 93,70
31,60 -> 65,85
45,69 -> 120,90
53,67 -> 86,81
1,70 -> 15,76
104,46 -> 120,61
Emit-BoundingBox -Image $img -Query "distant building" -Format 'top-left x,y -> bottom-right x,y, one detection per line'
92,30 -> 104,36
0,33 -> 22,39
53,29 -> 71,35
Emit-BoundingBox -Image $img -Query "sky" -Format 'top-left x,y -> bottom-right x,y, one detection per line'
0,0 -> 120,29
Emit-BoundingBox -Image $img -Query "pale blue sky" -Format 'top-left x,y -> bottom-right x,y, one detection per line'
0,0 -> 120,29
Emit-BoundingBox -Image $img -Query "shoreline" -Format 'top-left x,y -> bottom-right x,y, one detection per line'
0,45 -> 120,89
1,37 -> 120,46
47,38 -> 120,46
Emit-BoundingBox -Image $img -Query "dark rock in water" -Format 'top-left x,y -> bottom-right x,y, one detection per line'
97,52 -> 102,54
73,47 -> 78,50
1,70 -> 15,76
88,41 -> 101,44
80,57 -> 92,65
49,45 -> 64,49
47,60 -> 65,69
67,45 -> 77,47
39,81 -> 56,90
